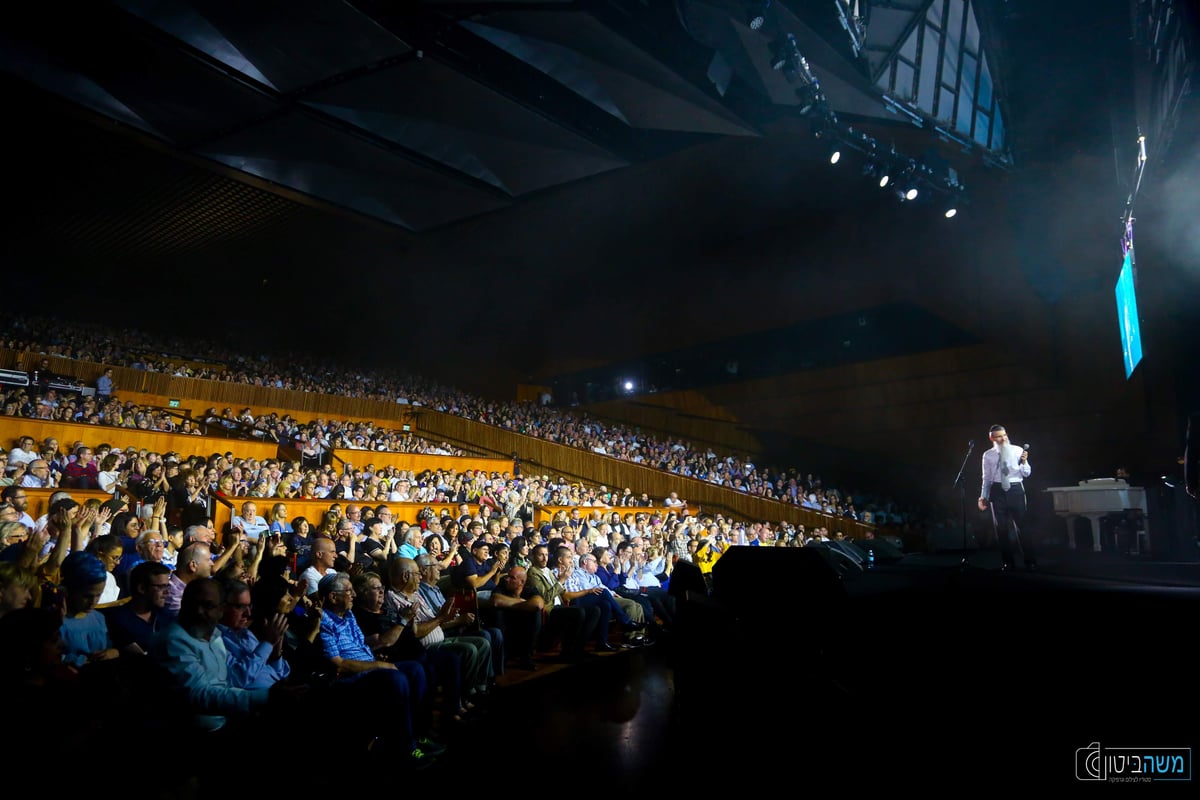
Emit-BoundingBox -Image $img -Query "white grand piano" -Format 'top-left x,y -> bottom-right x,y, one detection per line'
1045,479 -> 1148,553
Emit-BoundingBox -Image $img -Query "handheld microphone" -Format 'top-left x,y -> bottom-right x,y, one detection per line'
1022,443 -> 1031,451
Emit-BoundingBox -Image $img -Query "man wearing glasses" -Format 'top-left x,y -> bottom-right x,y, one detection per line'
19,460 -> 55,489
107,561 -> 172,654
317,572 -> 443,768
151,578 -> 286,732
0,486 -> 35,528
218,579 -> 290,689
116,528 -> 170,590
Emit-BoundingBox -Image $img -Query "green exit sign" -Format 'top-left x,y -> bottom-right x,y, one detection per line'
168,399 -> 181,408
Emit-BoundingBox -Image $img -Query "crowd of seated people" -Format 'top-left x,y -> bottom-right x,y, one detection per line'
0,310 -> 918,784
1,433 -> 902,787
0,382 -> 467,460
1,313 -> 919,528
0,469 -> 816,774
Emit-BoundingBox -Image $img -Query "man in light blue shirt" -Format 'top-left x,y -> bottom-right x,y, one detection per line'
151,578 -> 271,731
217,580 -> 290,689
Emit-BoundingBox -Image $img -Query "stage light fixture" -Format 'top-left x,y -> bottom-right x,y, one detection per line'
827,140 -> 842,164
770,33 -> 800,72
863,159 -> 890,187
795,83 -> 825,115
942,190 -> 965,218
895,161 -> 919,200
747,0 -> 771,31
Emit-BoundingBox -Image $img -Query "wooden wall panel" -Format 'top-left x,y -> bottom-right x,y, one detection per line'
106,390 -> 424,443
325,451 -> 511,475
534,506 -> 661,525
253,499 -> 465,528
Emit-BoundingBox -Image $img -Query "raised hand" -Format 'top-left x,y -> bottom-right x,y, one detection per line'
76,506 -> 97,531
53,507 -> 73,531
261,612 -> 289,646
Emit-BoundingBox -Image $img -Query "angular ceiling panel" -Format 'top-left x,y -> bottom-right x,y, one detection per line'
0,28 -> 278,146
117,0 -> 411,93
462,20 -> 630,123
308,103 -> 509,191
1,0 -> 1015,247
199,112 -> 509,231
304,60 -> 628,195
464,13 -> 757,136
0,35 -> 161,138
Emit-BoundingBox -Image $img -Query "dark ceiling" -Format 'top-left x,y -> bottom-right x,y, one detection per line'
2,0 -> 1164,389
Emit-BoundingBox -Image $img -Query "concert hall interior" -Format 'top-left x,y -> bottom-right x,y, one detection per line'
1,0 -> 1198,790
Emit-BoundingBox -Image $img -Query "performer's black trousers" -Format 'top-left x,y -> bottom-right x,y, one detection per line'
988,481 -> 1034,567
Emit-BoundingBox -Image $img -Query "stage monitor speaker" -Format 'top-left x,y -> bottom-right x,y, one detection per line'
711,546 -> 847,615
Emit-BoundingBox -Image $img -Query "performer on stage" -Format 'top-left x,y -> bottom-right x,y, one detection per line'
977,424 -> 1035,571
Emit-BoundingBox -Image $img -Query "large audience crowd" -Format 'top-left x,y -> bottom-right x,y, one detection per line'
0,310 -> 909,782
0,427 -> 886,782
1,314 -> 915,527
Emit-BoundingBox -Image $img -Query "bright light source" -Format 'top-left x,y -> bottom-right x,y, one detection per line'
748,0 -> 771,30
944,207 -> 957,218
866,159 -> 890,188
829,148 -> 841,164
905,187 -> 919,201
623,381 -> 634,392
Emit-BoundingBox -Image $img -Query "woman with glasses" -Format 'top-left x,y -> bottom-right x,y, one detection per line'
85,534 -> 124,604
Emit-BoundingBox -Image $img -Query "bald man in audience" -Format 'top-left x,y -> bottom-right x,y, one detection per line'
164,542 -> 212,613
495,562 -> 596,665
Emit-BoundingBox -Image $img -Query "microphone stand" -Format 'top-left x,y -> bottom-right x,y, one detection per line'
952,440 -> 976,568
